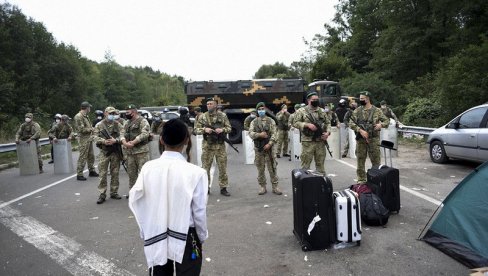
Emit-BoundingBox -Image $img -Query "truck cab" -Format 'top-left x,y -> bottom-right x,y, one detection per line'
307,80 -> 342,107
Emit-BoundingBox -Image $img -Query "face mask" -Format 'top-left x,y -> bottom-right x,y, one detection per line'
250,114 -> 256,118
107,115 -> 115,121
311,100 -> 319,107
97,116 -> 102,120
257,110 -> 266,117
25,118 -> 32,123
381,105 -> 386,109
208,108 -> 215,113
55,119 -> 61,123
360,100 -> 367,106
126,113 -> 133,120
114,115 -> 120,120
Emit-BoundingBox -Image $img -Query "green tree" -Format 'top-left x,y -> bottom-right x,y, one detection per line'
253,62 -> 296,79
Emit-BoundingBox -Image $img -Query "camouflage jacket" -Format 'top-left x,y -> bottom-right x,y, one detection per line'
381,107 -> 398,122
194,111 -> 231,144
123,116 -> 150,154
73,111 -> 93,138
292,106 -> 331,142
151,120 -> 164,135
349,106 -> 389,138
249,116 -> 277,149
276,110 -> 290,130
243,114 -> 256,131
288,113 -> 296,128
93,120 -> 124,152
16,121 -> 41,141
48,123 -> 73,139
343,109 -> 353,128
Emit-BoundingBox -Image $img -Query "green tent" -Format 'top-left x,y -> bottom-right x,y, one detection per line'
421,161 -> 488,268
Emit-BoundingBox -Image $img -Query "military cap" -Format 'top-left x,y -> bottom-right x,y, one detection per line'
360,91 -> 371,97
256,102 -> 265,109
105,106 -> 116,113
306,92 -> 317,98
162,119 -> 188,146
61,114 -> 70,121
194,107 -> 201,112
300,103 -> 306,107
114,109 -> 120,115
81,101 -> 92,108
328,103 -> 335,109
206,97 -> 216,103
294,104 -> 301,110
127,104 -> 138,110
250,109 -> 256,113
281,104 -> 287,109
153,111 -> 161,117
25,113 -> 33,118
380,100 -> 387,105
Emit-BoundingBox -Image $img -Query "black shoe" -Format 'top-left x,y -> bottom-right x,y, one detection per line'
110,194 -> 122,199
283,154 -> 290,157
125,195 -> 129,199
89,171 -> 99,177
97,195 -> 106,204
276,155 -> 281,158
48,160 -> 54,164
77,175 -> 87,181
220,188 -> 231,196
342,153 -> 347,158
39,168 -> 44,174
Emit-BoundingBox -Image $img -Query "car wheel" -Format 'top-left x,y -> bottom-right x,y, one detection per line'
430,141 -> 448,163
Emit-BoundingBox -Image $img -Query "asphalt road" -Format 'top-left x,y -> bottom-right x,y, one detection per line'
0,142 -> 479,276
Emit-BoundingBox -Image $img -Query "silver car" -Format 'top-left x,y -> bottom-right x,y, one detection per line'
427,103 -> 488,163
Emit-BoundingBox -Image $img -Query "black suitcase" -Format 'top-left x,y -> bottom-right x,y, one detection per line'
292,169 -> 336,251
366,141 -> 401,213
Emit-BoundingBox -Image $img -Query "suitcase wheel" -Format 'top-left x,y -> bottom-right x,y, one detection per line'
357,240 -> 361,246
301,243 -> 310,252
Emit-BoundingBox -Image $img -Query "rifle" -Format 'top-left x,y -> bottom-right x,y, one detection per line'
255,121 -> 276,175
348,115 -> 371,144
100,128 -> 128,173
305,113 -> 333,157
204,124 -> 239,153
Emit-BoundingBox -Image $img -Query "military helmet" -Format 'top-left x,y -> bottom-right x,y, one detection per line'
54,113 -> 62,119
95,110 -> 104,116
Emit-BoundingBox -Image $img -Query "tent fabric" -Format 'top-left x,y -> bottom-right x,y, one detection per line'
421,161 -> 488,268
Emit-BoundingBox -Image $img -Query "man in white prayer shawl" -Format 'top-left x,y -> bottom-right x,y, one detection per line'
129,118 -> 208,276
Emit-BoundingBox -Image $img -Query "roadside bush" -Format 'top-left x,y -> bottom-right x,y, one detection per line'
402,98 -> 444,127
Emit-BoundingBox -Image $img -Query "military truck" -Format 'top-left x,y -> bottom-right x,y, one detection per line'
185,78 -> 344,143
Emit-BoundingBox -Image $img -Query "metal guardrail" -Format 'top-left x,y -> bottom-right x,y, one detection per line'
397,126 -> 436,136
0,138 -> 51,153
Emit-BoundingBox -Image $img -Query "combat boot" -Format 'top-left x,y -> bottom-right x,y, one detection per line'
89,171 -> 99,177
272,187 -> 283,195
110,194 -> 122,200
39,166 -> 44,174
220,188 -> 230,196
258,186 -> 267,195
97,194 -> 106,204
77,175 -> 87,181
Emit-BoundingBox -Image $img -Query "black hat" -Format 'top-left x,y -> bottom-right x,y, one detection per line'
127,104 -> 138,110
162,119 -> 188,146
206,97 -> 216,103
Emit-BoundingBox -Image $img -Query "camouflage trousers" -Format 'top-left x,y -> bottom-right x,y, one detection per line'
127,151 -> 149,190
201,142 -> 228,188
77,137 -> 95,176
275,129 -> 289,155
97,151 -> 121,196
254,148 -> 278,188
343,127 -> 350,156
300,141 -> 326,174
356,137 -> 381,183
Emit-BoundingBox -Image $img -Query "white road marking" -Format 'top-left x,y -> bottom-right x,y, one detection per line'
334,159 -> 442,206
0,203 -> 135,276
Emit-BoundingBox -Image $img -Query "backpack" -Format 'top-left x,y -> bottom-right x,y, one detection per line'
350,184 -> 372,197
359,193 -> 390,226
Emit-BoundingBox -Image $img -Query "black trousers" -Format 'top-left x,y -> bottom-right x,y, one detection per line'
149,228 -> 202,276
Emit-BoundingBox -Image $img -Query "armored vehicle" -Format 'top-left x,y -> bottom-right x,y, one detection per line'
185,79 -> 343,143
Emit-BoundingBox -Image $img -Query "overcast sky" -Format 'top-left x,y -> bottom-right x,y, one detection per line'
5,0 -> 337,80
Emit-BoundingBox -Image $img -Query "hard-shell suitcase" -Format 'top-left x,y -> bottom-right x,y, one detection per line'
333,189 -> 362,245
367,141 -> 401,213
292,169 -> 336,251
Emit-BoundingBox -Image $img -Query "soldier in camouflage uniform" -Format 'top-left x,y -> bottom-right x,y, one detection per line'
275,104 -> 290,158
249,102 -> 282,195
194,98 -> 232,196
349,91 -> 389,183
15,113 -> 43,173
48,115 -> 73,141
293,92 -> 332,174
74,101 -> 99,180
342,101 -> 357,158
325,103 -> 340,128
380,100 -> 400,127
288,104 -> 301,129
48,113 -> 62,164
93,106 -> 124,204
243,110 -> 256,131
121,104 -> 150,193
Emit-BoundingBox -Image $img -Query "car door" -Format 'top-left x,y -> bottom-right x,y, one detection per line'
443,107 -> 486,160
477,108 -> 488,161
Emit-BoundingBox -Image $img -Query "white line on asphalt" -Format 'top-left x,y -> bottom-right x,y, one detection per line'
334,159 -> 442,206
0,203 -> 135,276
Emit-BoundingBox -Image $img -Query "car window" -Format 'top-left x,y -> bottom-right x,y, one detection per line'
458,107 -> 487,129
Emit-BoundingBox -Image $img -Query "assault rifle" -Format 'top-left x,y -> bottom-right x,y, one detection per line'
204,124 -> 239,153
100,128 -> 128,172
255,123 -> 276,175
305,113 -> 333,157
348,115 -> 371,144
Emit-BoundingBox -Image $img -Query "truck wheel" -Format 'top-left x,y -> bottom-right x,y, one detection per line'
228,119 -> 243,144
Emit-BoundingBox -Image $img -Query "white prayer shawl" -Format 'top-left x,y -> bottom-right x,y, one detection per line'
129,151 -> 208,267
